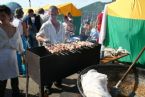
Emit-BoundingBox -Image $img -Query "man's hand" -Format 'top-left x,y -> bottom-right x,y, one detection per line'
21,52 -> 26,64
44,39 -> 51,43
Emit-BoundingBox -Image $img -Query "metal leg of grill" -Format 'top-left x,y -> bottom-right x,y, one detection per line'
26,63 -> 29,97
26,76 -> 29,97
39,85 -> 45,97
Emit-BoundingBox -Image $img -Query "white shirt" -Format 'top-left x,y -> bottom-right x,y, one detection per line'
90,28 -> 99,40
62,22 -> 67,30
39,14 -> 49,24
12,18 -> 23,36
36,20 -> 65,44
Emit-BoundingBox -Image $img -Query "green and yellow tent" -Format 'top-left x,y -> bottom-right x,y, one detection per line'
42,4 -> 51,11
40,2 -> 81,16
58,2 -> 81,35
58,2 -> 81,16
103,0 -> 145,67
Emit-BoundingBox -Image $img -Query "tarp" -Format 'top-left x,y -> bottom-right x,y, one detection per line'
57,3 -> 81,35
58,2 -> 81,17
39,2 -> 81,16
101,0 -> 145,67
41,4 -> 51,11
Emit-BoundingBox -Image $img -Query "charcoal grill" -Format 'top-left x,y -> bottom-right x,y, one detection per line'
25,44 -> 101,97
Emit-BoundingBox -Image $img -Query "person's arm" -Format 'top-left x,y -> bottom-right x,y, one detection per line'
61,24 -> 66,43
17,28 -> 25,53
35,15 -> 42,31
22,16 -> 29,37
36,24 -> 50,43
36,34 -> 46,42
22,22 -> 29,37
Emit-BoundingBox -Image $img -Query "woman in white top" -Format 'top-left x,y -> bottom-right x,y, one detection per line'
0,5 -> 24,97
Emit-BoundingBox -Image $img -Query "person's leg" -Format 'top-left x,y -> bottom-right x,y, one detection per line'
33,33 -> 38,47
21,36 -> 27,76
45,83 -> 53,95
28,35 -> 33,48
0,80 -> 7,97
11,77 -> 20,97
54,79 -> 62,88
21,35 -> 28,50
17,53 -> 23,75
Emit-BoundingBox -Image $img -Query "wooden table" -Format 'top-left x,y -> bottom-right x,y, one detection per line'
100,53 -> 129,64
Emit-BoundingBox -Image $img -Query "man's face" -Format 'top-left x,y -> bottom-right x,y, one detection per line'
84,24 -> 90,29
29,12 -> 34,17
19,9 -> 24,18
0,12 -> 10,21
49,8 -> 58,19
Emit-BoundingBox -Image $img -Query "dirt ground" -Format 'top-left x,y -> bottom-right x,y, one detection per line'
5,73 -> 81,97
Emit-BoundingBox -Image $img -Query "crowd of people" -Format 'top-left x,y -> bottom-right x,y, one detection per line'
0,3 -> 103,96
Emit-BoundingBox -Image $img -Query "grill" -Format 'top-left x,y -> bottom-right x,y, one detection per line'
25,43 -> 101,97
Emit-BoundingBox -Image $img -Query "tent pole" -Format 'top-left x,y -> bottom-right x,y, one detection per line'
29,0 -> 31,8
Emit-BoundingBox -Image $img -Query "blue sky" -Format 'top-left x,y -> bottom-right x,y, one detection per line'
0,0 -> 112,9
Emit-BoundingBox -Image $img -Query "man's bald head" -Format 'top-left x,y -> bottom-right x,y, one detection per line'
48,6 -> 59,19
49,6 -> 58,12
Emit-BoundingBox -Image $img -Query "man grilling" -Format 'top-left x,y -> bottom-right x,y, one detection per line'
36,6 -> 65,94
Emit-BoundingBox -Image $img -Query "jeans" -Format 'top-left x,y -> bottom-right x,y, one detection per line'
28,33 -> 38,48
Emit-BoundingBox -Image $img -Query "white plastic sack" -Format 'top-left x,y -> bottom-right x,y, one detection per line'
81,69 -> 112,97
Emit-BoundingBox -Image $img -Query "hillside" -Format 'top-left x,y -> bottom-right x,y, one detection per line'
80,1 -> 109,23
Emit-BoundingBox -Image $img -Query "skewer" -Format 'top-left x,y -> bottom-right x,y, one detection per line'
60,52 -> 65,55
69,50 -> 75,54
